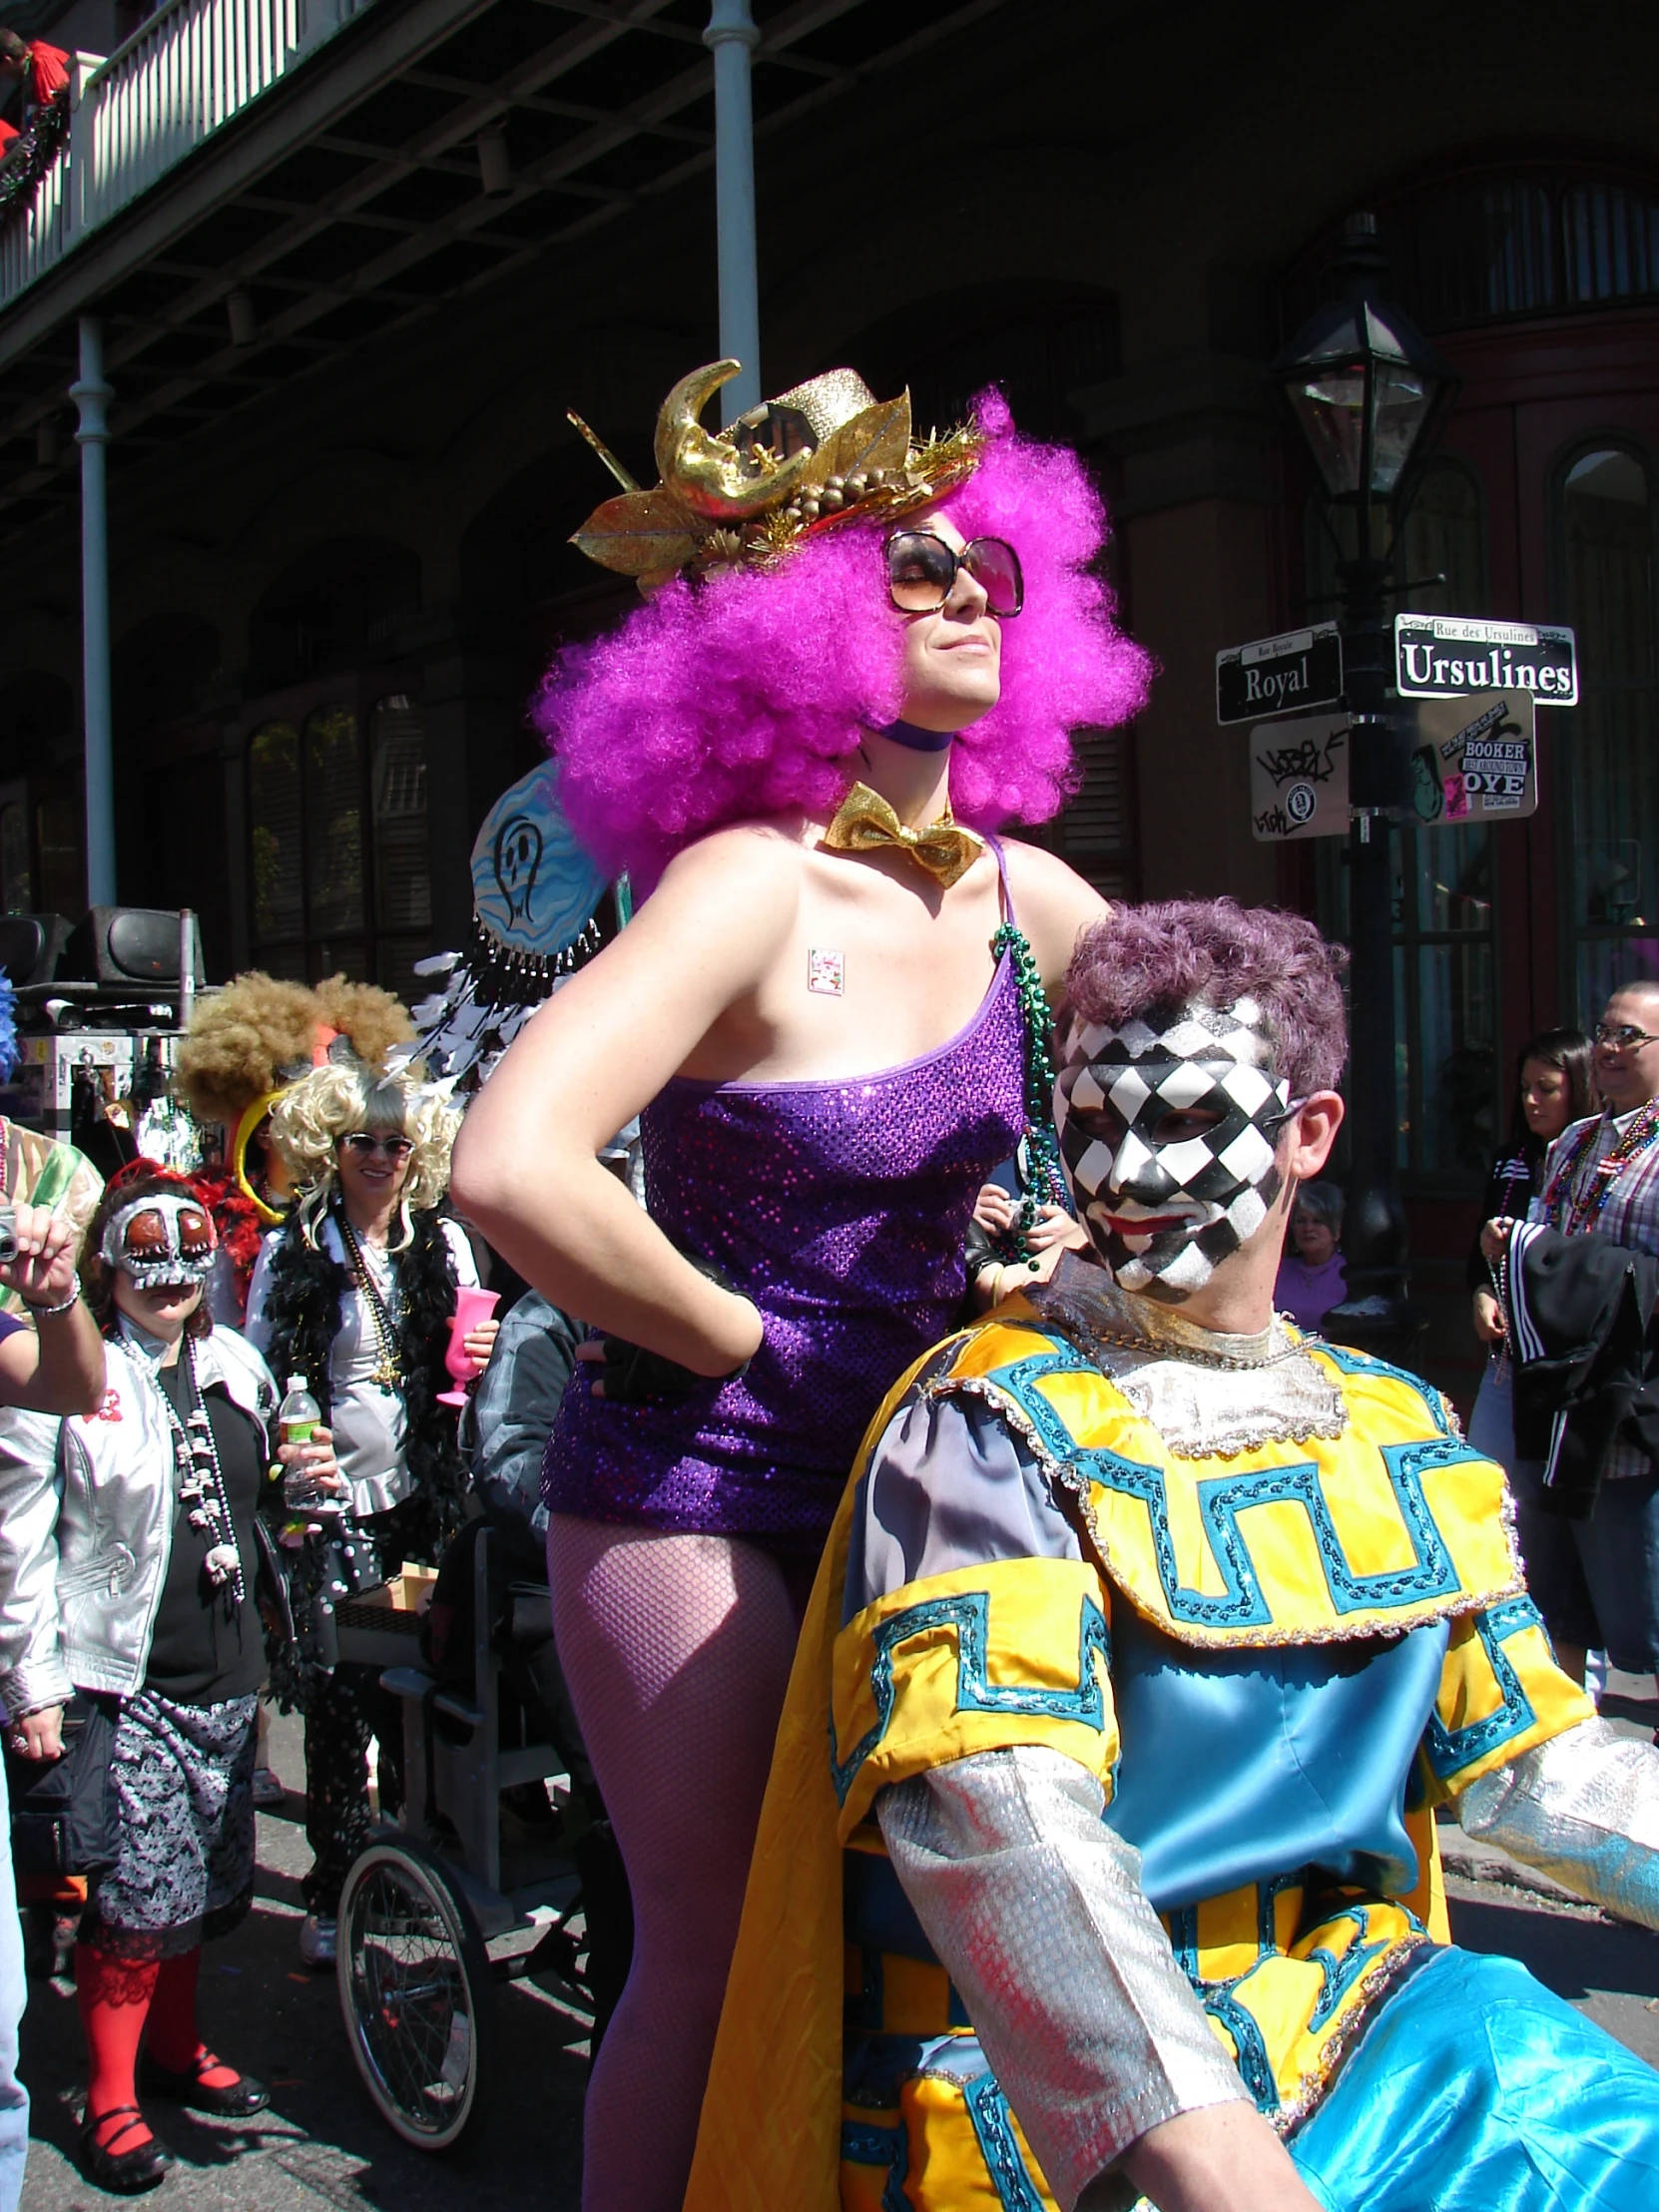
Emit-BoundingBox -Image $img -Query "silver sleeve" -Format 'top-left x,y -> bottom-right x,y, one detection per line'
877,1745 -> 1246,2212
1454,1715 -> 1659,1930
0,1406 -> 71,1719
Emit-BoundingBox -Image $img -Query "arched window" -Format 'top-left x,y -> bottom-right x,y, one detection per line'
1557,444 -> 1659,1009
247,694 -> 430,996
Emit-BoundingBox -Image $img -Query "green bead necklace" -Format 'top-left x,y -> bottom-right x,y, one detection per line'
991,921 -> 1074,1266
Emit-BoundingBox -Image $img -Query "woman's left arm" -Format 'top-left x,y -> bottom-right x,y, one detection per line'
998,842 -> 1111,1000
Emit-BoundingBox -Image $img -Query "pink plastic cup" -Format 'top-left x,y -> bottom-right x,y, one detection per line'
437,1286 -> 502,1407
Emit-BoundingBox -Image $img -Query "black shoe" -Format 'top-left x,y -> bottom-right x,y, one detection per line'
77,2105 -> 174,2195
140,2049 -> 271,2118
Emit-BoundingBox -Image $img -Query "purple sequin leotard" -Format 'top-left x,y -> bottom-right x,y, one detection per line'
541,912 -> 1027,1554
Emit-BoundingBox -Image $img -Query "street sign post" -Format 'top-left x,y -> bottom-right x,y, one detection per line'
1216,622 -> 1343,725
1405,691 -> 1537,824
1393,614 -> 1577,706
1249,713 -> 1351,840
1250,692 -> 1537,842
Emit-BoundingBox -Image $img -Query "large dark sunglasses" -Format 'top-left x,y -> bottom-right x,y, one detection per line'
338,1132 -> 413,1161
884,530 -> 1024,618
1593,1022 -> 1659,1052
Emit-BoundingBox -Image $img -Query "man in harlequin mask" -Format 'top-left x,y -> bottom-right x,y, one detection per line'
685,898 -> 1659,2212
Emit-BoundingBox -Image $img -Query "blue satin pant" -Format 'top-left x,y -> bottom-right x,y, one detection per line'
1291,1947 -> 1659,2212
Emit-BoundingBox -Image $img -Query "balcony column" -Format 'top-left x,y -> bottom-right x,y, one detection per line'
703,0 -> 761,423
70,315 -> 116,907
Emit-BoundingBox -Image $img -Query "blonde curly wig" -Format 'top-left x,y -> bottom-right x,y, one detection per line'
269,1060 -> 462,1251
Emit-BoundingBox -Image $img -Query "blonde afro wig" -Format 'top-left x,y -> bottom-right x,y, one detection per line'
312,976 -> 415,1073
173,972 -> 321,1129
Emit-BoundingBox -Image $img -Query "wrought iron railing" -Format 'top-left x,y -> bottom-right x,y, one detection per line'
0,0 -> 374,312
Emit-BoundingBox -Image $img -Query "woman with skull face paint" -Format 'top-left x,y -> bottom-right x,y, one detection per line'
0,1167 -> 279,2193
451,365 -> 1150,2210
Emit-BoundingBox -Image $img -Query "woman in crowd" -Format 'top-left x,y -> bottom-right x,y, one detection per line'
1274,1179 -> 1348,1333
0,1169 -> 276,2195
1466,1026 -> 1596,1470
244,1056 -> 494,1968
452,361 -> 1150,2210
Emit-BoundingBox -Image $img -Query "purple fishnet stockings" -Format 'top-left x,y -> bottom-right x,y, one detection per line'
548,1514 -> 806,2212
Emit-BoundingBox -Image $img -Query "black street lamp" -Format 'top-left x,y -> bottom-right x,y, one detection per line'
1271,214 -> 1457,1356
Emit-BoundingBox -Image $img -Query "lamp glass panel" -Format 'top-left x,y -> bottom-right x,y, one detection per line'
1288,364 -> 1368,496
1371,364 -> 1438,494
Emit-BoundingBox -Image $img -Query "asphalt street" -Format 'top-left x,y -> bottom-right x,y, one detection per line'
14,1683 -> 1659,2207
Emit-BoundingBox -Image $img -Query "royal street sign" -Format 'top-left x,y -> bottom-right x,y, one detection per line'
1216,622 -> 1343,726
1393,614 -> 1577,706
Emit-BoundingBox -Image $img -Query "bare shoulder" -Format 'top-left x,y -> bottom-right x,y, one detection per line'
645,818 -> 809,926
998,838 -> 1111,989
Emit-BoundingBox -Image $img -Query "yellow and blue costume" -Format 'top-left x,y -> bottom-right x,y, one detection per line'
686,1272 -> 1659,2212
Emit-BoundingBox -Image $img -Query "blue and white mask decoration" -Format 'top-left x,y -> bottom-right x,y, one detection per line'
1053,995 -> 1292,1302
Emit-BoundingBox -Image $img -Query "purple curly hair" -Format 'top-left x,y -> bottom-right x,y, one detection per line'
534,391 -> 1153,888
1064,898 -> 1351,1095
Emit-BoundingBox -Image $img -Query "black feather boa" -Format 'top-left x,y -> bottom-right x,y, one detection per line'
258,1198 -> 469,1563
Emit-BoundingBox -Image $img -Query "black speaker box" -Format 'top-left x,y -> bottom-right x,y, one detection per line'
59,907 -> 206,988
0,913 -> 73,987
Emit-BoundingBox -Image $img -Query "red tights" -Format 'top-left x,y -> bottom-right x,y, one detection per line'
76,1943 -> 240,2148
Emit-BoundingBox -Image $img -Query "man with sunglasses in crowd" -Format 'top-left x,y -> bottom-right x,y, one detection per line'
1483,979 -> 1659,1709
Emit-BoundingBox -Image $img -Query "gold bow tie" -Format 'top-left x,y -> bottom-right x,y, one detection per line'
820,782 -> 986,888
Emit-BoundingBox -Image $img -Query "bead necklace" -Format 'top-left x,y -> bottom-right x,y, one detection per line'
990,921 -> 1074,1263
156,1338 -> 245,1604
339,1211 -> 404,1391
1544,1099 -> 1659,1238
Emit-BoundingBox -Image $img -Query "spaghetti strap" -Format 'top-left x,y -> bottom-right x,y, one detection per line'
986,834 -> 1015,924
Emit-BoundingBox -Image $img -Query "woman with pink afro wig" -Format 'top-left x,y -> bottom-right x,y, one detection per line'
537,389 -> 1151,891
453,381 -> 1151,2212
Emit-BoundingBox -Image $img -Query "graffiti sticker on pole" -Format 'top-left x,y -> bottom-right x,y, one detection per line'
1393,614 -> 1576,706
1406,692 -> 1537,825
1249,713 -> 1351,841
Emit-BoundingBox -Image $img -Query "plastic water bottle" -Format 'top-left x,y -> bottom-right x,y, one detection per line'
279,1375 -> 335,1514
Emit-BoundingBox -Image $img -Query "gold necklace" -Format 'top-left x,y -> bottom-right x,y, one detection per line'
340,1215 -> 402,1390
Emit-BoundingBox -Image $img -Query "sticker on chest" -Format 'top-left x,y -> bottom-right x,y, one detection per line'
808,947 -> 844,997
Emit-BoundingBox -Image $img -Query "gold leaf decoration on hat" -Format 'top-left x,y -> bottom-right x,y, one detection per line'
569,359 -> 987,589
570,487 -> 700,578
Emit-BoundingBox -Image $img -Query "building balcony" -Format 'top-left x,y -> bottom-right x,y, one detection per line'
0,0 -> 380,315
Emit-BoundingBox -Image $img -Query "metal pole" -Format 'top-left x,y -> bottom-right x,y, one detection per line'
704,0 -> 761,423
1339,547 -> 1410,1330
70,316 -> 116,908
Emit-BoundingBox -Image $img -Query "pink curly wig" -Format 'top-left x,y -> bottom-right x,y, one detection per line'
1064,898 -> 1351,1095
535,391 -> 1154,888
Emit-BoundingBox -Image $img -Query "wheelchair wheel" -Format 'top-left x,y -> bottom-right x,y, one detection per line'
338,1837 -> 495,2150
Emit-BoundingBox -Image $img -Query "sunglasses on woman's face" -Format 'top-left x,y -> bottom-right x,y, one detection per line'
884,530 -> 1024,618
338,1133 -> 413,1162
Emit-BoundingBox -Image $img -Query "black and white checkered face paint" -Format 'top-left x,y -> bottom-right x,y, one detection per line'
1053,995 -> 1290,1302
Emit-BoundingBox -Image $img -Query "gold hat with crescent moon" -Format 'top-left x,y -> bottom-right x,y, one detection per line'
568,359 -> 986,588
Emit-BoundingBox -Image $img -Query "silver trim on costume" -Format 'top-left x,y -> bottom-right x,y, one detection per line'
877,1746 -> 1245,2212
1034,1264 -> 1348,1458
1454,1715 -> 1659,1931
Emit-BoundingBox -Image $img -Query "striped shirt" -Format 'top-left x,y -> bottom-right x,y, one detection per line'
1528,1105 -> 1659,1478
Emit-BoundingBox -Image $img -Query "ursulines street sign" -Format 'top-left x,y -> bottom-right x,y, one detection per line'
1393,614 -> 1577,706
